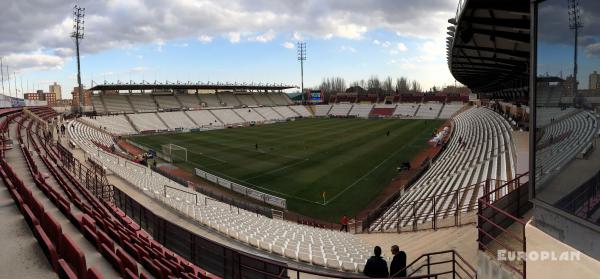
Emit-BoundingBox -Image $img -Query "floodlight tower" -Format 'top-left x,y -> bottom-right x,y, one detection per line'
71,5 -> 85,114
297,42 -> 307,104
0,57 -> 4,94
568,0 -> 582,103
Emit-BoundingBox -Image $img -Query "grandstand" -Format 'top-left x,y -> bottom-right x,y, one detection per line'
371,107 -> 516,231
67,119 -> 375,273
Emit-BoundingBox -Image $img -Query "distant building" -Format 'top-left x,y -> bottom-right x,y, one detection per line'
24,91 -> 57,106
71,86 -> 92,107
49,82 -> 62,100
589,71 -> 600,90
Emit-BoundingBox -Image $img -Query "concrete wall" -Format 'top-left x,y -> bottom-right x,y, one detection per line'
477,251 -> 521,279
531,203 -> 600,260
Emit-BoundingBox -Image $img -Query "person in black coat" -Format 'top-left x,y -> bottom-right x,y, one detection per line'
389,245 -> 407,277
363,246 -> 389,278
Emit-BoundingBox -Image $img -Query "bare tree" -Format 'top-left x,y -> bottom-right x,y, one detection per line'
395,77 -> 409,92
319,77 -> 346,95
410,80 -> 422,93
367,76 -> 381,90
382,76 -> 394,93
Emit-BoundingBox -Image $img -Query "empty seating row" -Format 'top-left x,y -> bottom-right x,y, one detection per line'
313,105 -> 332,117
233,108 -> 265,122
154,95 -> 182,110
210,109 -> 245,125
129,95 -> 157,112
80,115 -> 137,135
103,95 -> 134,113
393,103 -> 419,117
252,94 -> 275,106
328,104 -> 353,117
217,93 -> 241,107
158,111 -> 198,130
535,110 -> 597,186
415,103 -> 443,119
371,107 -> 516,231
128,113 -> 169,132
272,106 -> 300,119
177,95 -> 203,109
438,102 -> 465,119
348,104 -> 374,118
92,96 -> 107,114
235,94 -> 259,106
290,105 -> 313,117
185,110 -> 223,127
198,94 -> 222,107
254,107 -> 285,121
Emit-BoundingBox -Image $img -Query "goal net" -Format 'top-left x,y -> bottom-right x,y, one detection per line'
162,144 -> 188,163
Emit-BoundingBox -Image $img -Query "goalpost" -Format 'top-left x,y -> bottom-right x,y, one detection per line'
162,144 -> 188,163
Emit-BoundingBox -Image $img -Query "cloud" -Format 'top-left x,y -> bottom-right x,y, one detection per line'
249,30 -> 276,43
293,32 -> 303,41
373,39 -> 381,45
396,43 -> 408,52
340,45 -> 357,53
226,32 -> 242,43
198,35 -> 213,44
2,52 -> 64,71
282,41 -> 295,49
586,43 -> 600,57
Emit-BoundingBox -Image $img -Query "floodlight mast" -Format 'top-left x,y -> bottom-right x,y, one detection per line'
568,0 -> 582,105
297,42 -> 306,104
72,5 -> 85,114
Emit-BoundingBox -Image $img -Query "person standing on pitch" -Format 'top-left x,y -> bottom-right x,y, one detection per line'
389,245 -> 407,277
340,215 -> 349,232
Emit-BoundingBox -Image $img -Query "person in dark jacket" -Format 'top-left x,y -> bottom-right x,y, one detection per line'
363,246 -> 389,278
389,245 -> 407,277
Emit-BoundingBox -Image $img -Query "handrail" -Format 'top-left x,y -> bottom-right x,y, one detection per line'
477,174 -> 530,278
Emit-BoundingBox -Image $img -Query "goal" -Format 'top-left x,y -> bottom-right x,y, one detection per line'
162,144 -> 188,163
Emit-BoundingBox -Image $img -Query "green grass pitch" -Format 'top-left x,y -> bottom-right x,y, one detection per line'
130,118 -> 444,222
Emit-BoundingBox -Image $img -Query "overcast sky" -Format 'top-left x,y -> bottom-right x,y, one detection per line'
0,0 -> 459,98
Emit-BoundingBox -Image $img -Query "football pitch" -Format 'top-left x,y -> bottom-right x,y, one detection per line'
130,118 -> 444,222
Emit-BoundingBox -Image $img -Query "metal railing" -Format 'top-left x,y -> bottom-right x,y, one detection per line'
362,177 -> 510,233
477,173 -> 530,278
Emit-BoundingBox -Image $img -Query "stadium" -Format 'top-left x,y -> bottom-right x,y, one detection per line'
1,0 -> 600,278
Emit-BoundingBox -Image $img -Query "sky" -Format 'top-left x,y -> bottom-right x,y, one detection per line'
0,0 -> 460,99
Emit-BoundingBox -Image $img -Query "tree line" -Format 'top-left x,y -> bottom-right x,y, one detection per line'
318,76 -> 424,97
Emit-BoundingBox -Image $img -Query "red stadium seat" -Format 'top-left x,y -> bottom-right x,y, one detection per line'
33,224 -> 59,271
117,248 -> 138,276
59,234 -> 87,279
87,267 -> 105,279
100,243 -> 123,273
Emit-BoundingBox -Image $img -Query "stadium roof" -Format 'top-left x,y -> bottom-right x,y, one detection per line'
89,82 -> 296,92
447,0 -> 530,99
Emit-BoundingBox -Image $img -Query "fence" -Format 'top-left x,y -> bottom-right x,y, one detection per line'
152,165 -> 274,218
477,173 -> 530,278
196,168 -> 287,209
56,141 -> 114,202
